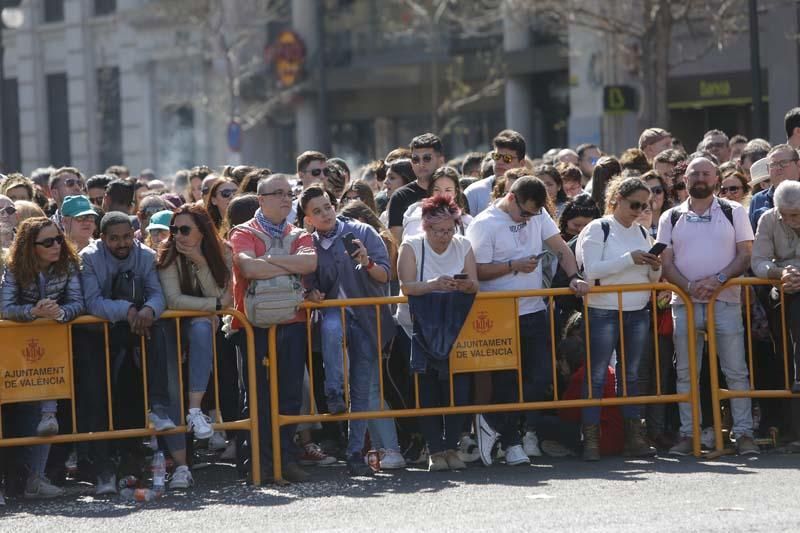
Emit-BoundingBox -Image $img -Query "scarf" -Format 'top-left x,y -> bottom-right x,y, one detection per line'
318,220 -> 339,240
255,209 -> 287,239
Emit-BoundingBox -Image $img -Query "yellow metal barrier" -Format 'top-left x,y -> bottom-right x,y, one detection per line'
707,277 -> 797,453
268,283 -> 702,481
0,309 -> 262,486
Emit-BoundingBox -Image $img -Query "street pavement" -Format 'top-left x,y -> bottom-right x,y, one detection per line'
2,451 -> 799,532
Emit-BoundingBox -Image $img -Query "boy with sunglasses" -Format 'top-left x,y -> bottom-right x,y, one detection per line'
464,130 -> 526,216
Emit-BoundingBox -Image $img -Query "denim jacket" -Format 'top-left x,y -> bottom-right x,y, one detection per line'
0,263 -> 84,322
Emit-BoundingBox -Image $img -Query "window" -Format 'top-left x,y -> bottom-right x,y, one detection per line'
1,79 -> 21,173
43,0 -> 64,23
159,106 -> 195,171
97,67 -> 122,170
94,0 -> 116,16
46,73 -> 71,166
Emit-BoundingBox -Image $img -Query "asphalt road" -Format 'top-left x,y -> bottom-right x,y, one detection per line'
3,450 -> 800,532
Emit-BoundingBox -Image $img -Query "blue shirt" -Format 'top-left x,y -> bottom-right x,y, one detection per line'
749,186 -> 774,231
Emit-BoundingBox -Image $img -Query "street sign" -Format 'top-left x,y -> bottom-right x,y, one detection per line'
227,120 -> 241,152
603,85 -> 637,113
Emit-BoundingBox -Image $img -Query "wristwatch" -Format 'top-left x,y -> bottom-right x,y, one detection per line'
716,272 -> 728,284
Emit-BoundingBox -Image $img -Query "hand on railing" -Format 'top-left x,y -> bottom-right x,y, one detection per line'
780,266 -> 800,293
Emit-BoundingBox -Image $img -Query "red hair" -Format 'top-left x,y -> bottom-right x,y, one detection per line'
421,194 -> 461,231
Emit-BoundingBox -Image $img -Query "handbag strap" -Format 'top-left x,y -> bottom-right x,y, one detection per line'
419,238 -> 426,283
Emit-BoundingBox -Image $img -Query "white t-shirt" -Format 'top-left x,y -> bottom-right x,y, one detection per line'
401,201 -> 473,241
576,216 -> 661,310
466,202 -> 559,315
395,233 -> 473,334
464,176 -> 495,215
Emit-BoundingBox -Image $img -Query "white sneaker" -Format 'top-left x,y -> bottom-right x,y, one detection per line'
504,444 -> 531,466
186,408 -> 213,440
494,443 -> 506,460
220,441 -> 237,461
208,431 -> 227,451
457,435 -> 481,463
24,476 -> 64,499
36,413 -> 59,436
379,449 -> 407,470
95,473 -> 117,496
169,465 -> 193,490
700,427 -> 716,449
475,414 -> 499,466
523,431 -> 543,457
149,411 -> 177,431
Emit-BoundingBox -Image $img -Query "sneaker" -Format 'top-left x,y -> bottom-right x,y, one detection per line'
736,435 -> 761,455
220,441 -> 237,461
24,476 -> 64,499
540,440 -> 574,457
347,454 -> 374,477
298,442 -> 337,466
427,452 -> 449,472
457,435 -> 481,463
208,431 -> 227,451
475,414 -> 499,466
168,465 -> 193,489
283,462 -> 311,482
504,444 -> 530,466
404,438 -> 429,465
37,413 -> 59,436
522,431 -> 542,457
700,427 -> 716,450
669,436 -> 694,456
444,449 -> 466,470
379,449 -> 407,470
95,473 -> 117,496
149,411 -> 177,431
186,408 -> 213,440
494,443 -> 505,460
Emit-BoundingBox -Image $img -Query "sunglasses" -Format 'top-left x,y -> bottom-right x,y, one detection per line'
201,187 -> 210,195
218,188 -> 237,199
89,196 -> 104,206
626,199 -> 648,211
411,154 -> 434,164
169,225 -> 193,236
492,152 -> 515,164
514,195 -> 540,218
260,190 -> 295,200
649,186 -> 664,195
306,168 -> 324,177
62,178 -> 82,188
35,235 -> 64,248
0,206 -> 17,216
719,185 -> 742,195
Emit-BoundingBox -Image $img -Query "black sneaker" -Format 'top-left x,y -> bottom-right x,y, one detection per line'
347,454 -> 374,477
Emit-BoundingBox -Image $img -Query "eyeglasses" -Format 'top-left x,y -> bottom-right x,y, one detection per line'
492,152 -> 515,164
260,190 -> 295,200
35,235 -> 64,248
411,154 -> 434,164
218,188 -> 237,199
89,196 -> 104,206
704,141 -> 726,150
514,195 -> 541,218
74,215 -> 95,223
768,158 -> 799,170
719,185 -> 742,195
649,186 -> 664,195
625,199 -> 648,211
430,227 -> 456,237
305,168 -> 324,177
0,206 -> 16,216
169,225 -> 193,236
62,178 -> 82,189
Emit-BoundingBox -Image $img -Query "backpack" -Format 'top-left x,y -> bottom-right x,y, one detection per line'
576,219 -> 649,286
233,224 -> 305,328
669,197 -> 734,231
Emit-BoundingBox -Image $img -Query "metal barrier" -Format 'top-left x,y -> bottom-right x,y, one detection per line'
707,277 -> 798,453
0,309 -> 262,486
268,283 -> 702,481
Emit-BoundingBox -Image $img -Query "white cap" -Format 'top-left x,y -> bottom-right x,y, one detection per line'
749,157 -> 770,187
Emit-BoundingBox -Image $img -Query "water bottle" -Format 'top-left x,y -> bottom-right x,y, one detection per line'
134,488 -> 156,502
152,451 -> 166,495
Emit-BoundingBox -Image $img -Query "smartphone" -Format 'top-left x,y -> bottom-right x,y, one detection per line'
534,251 -> 548,260
454,273 -> 468,280
648,243 -> 667,256
342,232 -> 359,256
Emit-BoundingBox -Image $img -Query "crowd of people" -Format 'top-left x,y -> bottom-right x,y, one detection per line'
2,107 -> 800,504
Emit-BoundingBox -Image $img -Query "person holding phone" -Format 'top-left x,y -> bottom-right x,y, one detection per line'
575,176 -> 661,461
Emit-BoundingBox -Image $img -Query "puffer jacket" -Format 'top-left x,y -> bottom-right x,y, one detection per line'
0,263 -> 84,322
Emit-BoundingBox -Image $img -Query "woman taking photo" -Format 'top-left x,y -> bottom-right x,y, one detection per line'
575,177 -> 660,461
1,217 -> 84,498
397,194 -> 478,472
156,204 -> 232,488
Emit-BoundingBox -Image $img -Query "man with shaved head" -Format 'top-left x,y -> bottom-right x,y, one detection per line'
656,155 -> 758,456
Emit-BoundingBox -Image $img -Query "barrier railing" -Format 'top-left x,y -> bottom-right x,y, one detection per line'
268,282 -> 702,481
707,277 -> 798,453
0,309 -> 262,486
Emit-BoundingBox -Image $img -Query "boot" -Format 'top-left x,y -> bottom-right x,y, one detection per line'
582,424 -> 600,461
624,418 -> 656,457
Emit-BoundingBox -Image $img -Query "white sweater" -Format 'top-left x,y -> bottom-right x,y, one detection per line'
576,216 -> 661,310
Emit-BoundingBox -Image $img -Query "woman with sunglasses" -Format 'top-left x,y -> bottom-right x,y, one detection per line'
155,204 -> 232,488
718,171 -> 751,207
575,176 -> 661,461
0,194 -> 17,249
0,217 -> 83,498
642,170 -> 673,239
207,177 -> 239,231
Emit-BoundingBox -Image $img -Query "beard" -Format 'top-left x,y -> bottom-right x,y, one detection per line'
689,182 -> 713,199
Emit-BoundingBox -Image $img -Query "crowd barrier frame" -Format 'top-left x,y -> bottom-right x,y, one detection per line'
0,309 -> 262,486
268,282 -> 702,481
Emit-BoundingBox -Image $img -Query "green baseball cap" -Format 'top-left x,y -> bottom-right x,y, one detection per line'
146,210 -> 174,232
62,195 -> 96,218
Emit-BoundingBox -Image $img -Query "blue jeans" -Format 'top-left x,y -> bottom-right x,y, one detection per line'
418,369 -> 471,453
185,317 -> 214,394
320,308 -> 346,401
345,319 -> 379,457
6,402 -> 49,477
582,307 -> 650,425
366,357 -> 401,452
673,302 -> 753,438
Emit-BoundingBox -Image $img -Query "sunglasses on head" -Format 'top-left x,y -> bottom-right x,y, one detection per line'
411,154 -> 434,164
169,225 -> 192,236
492,152 -> 515,164
35,235 -> 64,248
720,185 -> 742,195
218,188 -> 237,199
625,199 -> 648,211
0,206 -> 16,216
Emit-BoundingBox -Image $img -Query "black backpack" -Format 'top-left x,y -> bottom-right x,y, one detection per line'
573,219 -> 649,286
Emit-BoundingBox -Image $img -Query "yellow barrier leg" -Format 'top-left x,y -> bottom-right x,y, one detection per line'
268,326 -> 282,483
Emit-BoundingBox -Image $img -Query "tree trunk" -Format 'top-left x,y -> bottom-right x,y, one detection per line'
640,0 -> 672,129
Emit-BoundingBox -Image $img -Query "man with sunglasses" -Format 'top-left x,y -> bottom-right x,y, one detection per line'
656,156 -> 758,456
287,150 -> 327,225
701,129 -> 731,164
749,145 -> 800,231
387,133 -> 445,244
86,175 -> 112,209
464,130 -> 526,217
466,176 -> 589,466
48,167 -> 85,229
